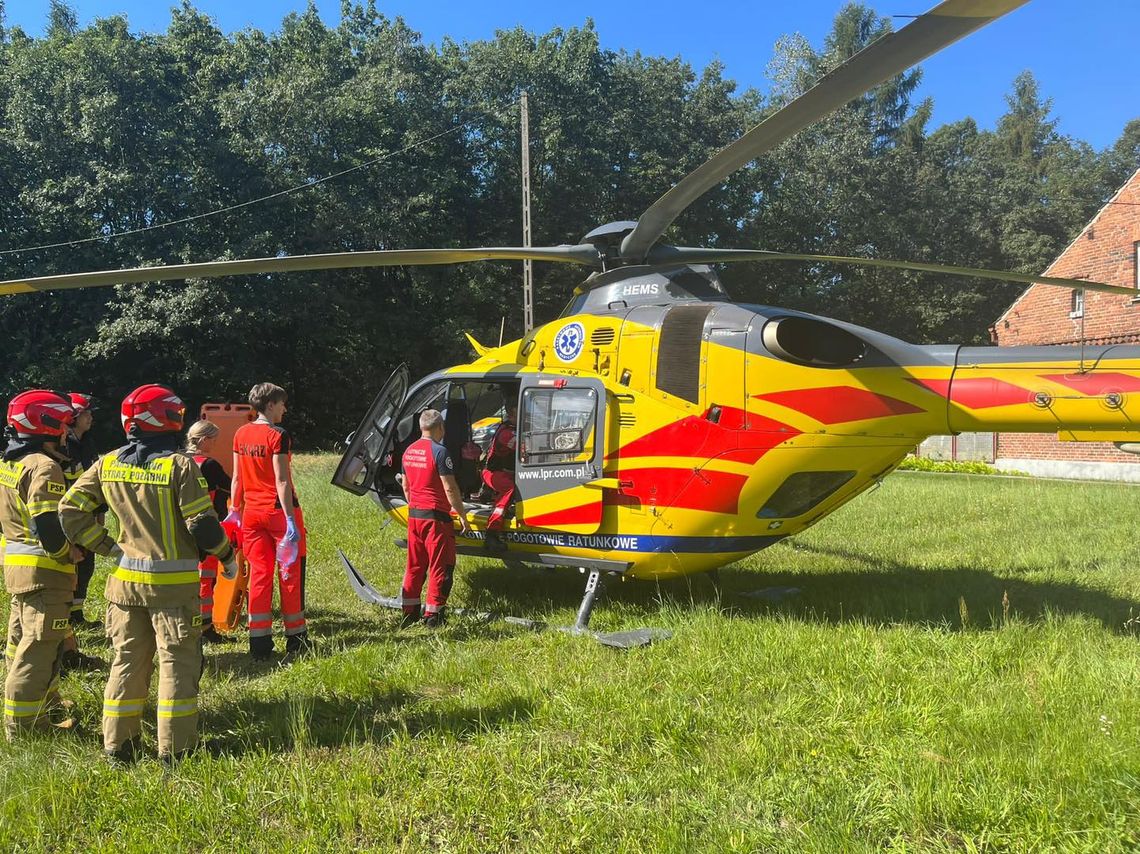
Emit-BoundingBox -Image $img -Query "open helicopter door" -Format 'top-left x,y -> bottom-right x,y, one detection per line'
331,363 -> 410,497
514,375 -> 607,534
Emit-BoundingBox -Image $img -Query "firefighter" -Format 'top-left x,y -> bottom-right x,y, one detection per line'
59,384 -> 236,763
231,383 -> 310,661
480,397 -> 518,553
396,409 -> 472,627
63,392 -> 101,628
50,391 -> 106,674
185,420 -> 234,644
2,390 -> 81,739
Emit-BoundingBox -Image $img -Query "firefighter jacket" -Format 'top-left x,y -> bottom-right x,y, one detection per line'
60,449 -> 235,609
0,451 -> 75,595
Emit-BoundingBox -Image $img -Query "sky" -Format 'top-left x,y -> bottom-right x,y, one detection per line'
3,0 -> 1138,151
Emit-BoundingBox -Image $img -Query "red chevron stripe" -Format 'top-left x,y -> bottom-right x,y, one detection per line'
614,466 -> 747,515
1042,372 -> 1140,395
908,377 -> 1030,409
608,406 -> 798,465
753,386 -> 924,424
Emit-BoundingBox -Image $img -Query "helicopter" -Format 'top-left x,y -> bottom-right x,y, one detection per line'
3,0 -> 1139,646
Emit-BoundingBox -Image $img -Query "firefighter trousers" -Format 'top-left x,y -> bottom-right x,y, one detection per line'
103,602 -> 203,757
4,588 -> 70,740
243,506 -> 307,651
403,518 -> 456,616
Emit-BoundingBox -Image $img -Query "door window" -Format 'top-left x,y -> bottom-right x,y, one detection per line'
519,387 -> 597,466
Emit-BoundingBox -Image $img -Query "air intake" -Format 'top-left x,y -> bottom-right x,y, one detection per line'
655,306 -> 711,404
591,327 -> 616,346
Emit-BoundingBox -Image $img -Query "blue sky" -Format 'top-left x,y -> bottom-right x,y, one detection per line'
4,1 -> 1138,150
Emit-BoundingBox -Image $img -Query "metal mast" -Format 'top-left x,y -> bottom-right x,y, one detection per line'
520,90 -> 533,332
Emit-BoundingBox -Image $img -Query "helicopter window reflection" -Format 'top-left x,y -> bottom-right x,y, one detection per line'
520,387 -> 597,465
757,471 -> 855,519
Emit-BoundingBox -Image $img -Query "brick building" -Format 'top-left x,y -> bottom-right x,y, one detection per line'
989,167 -> 1140,480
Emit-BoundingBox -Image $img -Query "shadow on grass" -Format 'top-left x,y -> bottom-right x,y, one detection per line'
753,542 -> 1140,632
325,545 -> 1140,643
432,546 -> 1140,635
204,687 -> 535,755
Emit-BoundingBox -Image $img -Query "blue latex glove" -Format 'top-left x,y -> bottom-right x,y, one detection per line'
284,515 -> 299,542
223,509 -> 242,528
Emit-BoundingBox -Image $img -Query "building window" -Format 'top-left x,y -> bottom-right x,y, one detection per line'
1070,289 -> 1084,318
1135,241 -> 1140,289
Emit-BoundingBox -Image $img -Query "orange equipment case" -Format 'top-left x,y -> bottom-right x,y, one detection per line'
198,402 -> 255,477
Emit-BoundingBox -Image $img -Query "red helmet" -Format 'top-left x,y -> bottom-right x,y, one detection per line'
121,384 -> 185,434
68,392 -> 96,413
6,390 -> 76,438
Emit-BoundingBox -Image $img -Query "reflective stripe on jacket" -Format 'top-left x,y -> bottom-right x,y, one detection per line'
60,450 -> 225,608
0,453 -> 75,594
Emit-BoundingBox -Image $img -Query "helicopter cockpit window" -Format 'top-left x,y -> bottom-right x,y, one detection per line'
520,387 -> 597,465
395,382 -> 449,444
757,471 -> 855,519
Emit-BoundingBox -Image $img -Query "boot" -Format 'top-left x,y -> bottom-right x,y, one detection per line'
284,631 -> 314,658
422,608 -> 447,629
105,736 -> 143,767
200,626 -> 233,645
249,635 -> 275,662
484,530 -> 507,555
60,648 -> 105,674
399,606 -> 422,629
69,610 -> 103,630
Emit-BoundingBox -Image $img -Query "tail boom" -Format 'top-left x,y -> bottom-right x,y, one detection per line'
921,345 -> 1140,437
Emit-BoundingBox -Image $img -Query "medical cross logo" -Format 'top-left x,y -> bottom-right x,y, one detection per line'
554,322 -> 585,362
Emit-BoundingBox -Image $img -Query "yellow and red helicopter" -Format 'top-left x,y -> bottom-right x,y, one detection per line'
2,0 -> 1137,644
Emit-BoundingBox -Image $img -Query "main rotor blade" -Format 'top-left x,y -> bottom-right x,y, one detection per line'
0,245 -> 601,295
620,0 -> 1029,262
648,246 -> 1135,296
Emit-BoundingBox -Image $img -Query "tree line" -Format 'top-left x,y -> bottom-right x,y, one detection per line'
1,0 -> 1137,446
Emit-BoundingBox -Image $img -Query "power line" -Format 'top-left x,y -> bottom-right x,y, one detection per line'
0,98 -> 519,258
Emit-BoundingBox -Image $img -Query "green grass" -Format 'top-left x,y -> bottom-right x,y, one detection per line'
2,457 -> 1139,852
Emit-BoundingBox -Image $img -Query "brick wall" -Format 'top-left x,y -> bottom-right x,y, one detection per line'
992,168 -> 1140,465
997,432 -> 1138,462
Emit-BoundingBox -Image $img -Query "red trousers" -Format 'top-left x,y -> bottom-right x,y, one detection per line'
481,469 -> 515,531
198,555 -> 218,627
243,506 -> 308,640
403,517 -> 455,616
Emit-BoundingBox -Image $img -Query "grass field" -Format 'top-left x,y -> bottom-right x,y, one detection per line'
2,455 -> 1139,852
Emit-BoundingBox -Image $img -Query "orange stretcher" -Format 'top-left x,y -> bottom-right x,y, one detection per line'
212,550 -> 249,633
212,519 -> 249,633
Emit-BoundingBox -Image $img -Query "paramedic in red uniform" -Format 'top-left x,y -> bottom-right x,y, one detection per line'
397,409 -> 471,627
481,399 -> 517,552
231,383 -> 310,660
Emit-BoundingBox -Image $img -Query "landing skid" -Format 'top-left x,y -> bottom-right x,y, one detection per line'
338,549 -> 670,649
339,549 -> 543,630
557,567 -> 672,649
